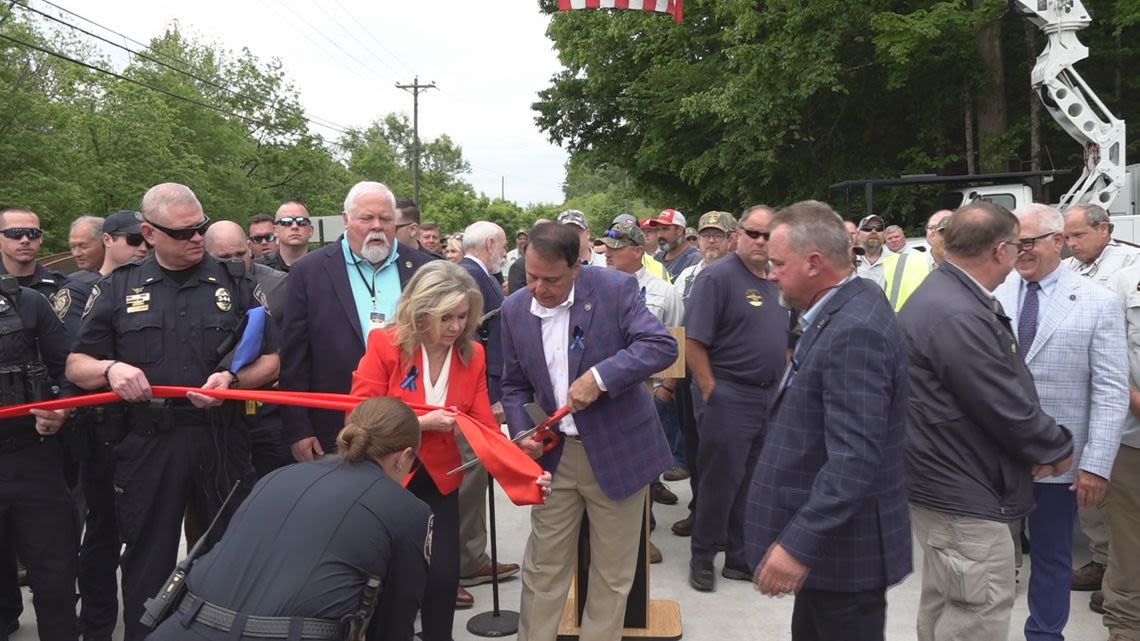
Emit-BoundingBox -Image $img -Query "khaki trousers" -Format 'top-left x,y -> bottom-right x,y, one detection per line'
457,432 -> 490,577
1104,445 -> 1140,638
518,439 -> 645,641
1079,504 -> 1110,565
911,504 -> 1016,641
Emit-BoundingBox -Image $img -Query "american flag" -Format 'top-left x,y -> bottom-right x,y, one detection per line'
556,0 -> 683,23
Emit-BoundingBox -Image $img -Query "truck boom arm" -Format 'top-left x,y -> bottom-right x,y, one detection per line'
1012,0 -> 1126,211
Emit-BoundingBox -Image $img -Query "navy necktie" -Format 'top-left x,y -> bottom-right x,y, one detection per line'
1018,281 -> 1040,357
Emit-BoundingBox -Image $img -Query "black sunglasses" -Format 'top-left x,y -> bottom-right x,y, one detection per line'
275,216 -> 311,227
249,232 -> 277,244
113,232 -> 148,247
861,225 -> 885,232
740,228 -> 770,241
146,216 -> 210,241
1,227 -> 44,240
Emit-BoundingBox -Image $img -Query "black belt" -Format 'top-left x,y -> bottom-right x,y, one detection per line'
713,370 -> 774,389
178,594 -> 345,640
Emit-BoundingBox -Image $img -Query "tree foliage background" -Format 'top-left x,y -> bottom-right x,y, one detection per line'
533,0 -> 1140,232
0,4 -> 540,252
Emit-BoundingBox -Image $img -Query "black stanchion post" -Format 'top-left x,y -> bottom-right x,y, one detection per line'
466,471 -> 519,637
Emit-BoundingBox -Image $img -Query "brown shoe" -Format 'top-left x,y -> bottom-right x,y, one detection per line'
459,562 -> 521,587
456,586 -> 474,609
649,542 -> 663,564
1072,560 -> 1106,591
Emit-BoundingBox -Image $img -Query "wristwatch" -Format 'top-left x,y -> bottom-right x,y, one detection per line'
227,370 -> 240,388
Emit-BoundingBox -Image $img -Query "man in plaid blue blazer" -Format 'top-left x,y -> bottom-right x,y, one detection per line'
745,201 -> 912,641
995,204 -> 1127,641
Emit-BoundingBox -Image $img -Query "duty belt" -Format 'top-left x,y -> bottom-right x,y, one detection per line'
178,594 -> 346,640
712,369 -> 775,389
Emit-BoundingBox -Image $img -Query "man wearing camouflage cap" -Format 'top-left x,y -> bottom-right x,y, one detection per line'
557,209 -> 606,267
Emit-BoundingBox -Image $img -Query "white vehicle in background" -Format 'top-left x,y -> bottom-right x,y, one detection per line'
833,0 -> 1140,246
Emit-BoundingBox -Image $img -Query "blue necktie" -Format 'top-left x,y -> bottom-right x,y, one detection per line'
1018,281 -> 1040,358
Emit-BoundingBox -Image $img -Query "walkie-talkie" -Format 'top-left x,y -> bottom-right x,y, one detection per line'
140,481 -> 242,629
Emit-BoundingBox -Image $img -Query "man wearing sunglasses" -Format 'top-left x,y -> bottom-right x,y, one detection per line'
66,183 -> 280,641
246,213 -> 277,259
854,214 -> 890,286
0,207 -> 88,336
682,204 -> 792,592
256,202 -> 313,273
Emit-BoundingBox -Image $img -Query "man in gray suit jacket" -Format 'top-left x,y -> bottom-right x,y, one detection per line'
899,201 -> 1074,641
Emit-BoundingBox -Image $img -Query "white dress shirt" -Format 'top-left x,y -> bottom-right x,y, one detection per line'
421,344 -> 453,407
531,286 -> 580,435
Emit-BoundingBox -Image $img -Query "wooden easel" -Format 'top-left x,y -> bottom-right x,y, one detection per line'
555,327 -> 685,641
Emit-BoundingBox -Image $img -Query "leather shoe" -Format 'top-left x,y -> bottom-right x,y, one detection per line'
460,561 -> 520,586
663,465 -> 690,481
689,560 -> 715,592
722,565 -> 752,581
649,542 -> 662,564
456,586 -> 474,609
1073,560 -> 1106,591
1091,589 -> 1105,614
671,514 -> 692,537
653,481 -> 678,505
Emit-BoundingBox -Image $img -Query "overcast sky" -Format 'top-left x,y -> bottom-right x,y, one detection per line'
44,0 -> 569,206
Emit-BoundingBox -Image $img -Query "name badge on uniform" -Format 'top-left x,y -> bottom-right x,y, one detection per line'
369,311 -> 385,333
745,289 -> 763,307
125,292 -> 150,314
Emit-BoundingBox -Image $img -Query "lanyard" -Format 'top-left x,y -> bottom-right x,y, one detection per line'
352,257 -> 380,311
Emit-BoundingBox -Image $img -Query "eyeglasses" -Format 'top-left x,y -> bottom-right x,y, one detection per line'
146,217 -> 210,241
861,225 -> 885,232
113,232 -> 148,247
1016,231 -> 1056,252
249,232 -> 277,244
1,227 -> 43,240
275,216 -> 311,227
740,228 -> 770,241
698,231 -> 727,241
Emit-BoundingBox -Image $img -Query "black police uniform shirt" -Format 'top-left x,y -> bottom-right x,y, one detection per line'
683,252 -> 790,386
73,255 -> 278,385
184,458 -> 431,634
0,262 -> 88,337
0,286 -> 70,432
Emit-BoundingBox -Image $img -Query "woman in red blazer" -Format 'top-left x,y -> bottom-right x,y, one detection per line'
351,261 -> 529,641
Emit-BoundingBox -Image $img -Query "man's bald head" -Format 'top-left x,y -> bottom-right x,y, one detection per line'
205,220 -> 251,269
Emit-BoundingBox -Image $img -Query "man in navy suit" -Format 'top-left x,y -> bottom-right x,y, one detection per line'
279,181 -> 433,460
455,221 -> 520,595
501,222 -> 676,641
747,201 -> 912,641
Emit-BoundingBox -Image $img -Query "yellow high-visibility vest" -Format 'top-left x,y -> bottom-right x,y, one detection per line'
883,252 -> 933,313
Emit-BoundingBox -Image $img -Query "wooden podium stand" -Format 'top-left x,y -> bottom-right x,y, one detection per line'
556,327 -> 685,641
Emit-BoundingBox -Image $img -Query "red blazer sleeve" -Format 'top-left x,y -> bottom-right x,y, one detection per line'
460,342 -> 498,433
351,328 -> 400,399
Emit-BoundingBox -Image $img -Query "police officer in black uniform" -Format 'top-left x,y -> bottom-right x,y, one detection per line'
0,206 -> 89,634
66,183 -> 280,641
146,397 -> 432,641
0,275 -> 78,641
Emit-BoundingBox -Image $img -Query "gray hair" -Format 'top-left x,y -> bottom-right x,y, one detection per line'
344,181 -> 397,216
141,183 -> 202,222
462,221 -> 503,252
885,224 -> 903,235
69,215 -> 104,239
770,200 -> 850,270
1068,203 -> 1111,228
1014,203 -> 1064,234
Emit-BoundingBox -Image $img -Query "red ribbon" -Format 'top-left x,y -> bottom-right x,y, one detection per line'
0,387 -> 545,506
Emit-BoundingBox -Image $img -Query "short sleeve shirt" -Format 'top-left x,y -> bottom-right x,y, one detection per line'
683,253 -> 789,385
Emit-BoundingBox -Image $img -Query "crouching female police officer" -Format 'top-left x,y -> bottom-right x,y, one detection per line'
146,397 -> 433,641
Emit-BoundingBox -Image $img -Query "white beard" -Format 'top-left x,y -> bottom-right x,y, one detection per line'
361,233 -> 391,264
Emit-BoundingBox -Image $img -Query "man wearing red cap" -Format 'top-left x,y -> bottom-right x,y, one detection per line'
646,209 -> 701,282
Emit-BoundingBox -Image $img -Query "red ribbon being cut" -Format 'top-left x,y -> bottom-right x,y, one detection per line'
0,387 -> 545,506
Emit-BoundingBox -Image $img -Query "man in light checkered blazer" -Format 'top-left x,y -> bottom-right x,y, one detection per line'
995,203 -> 1128,641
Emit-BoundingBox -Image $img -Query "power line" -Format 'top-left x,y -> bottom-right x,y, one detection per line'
0,29 -> 354,151
327,0 -> 419,77
23,0 -> 354,136
300,0 -> 402,79
272,0 -> 392,85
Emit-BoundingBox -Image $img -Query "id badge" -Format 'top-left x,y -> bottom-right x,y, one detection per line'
369,311 -> 385,333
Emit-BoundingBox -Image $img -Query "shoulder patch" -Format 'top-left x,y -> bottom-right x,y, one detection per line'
83,284 -> 101,318
253,283 -> 269,312
52,289 -> 71,321
423,513 -> 434,564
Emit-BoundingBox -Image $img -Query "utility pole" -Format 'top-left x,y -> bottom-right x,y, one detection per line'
395,76 -> 437,205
